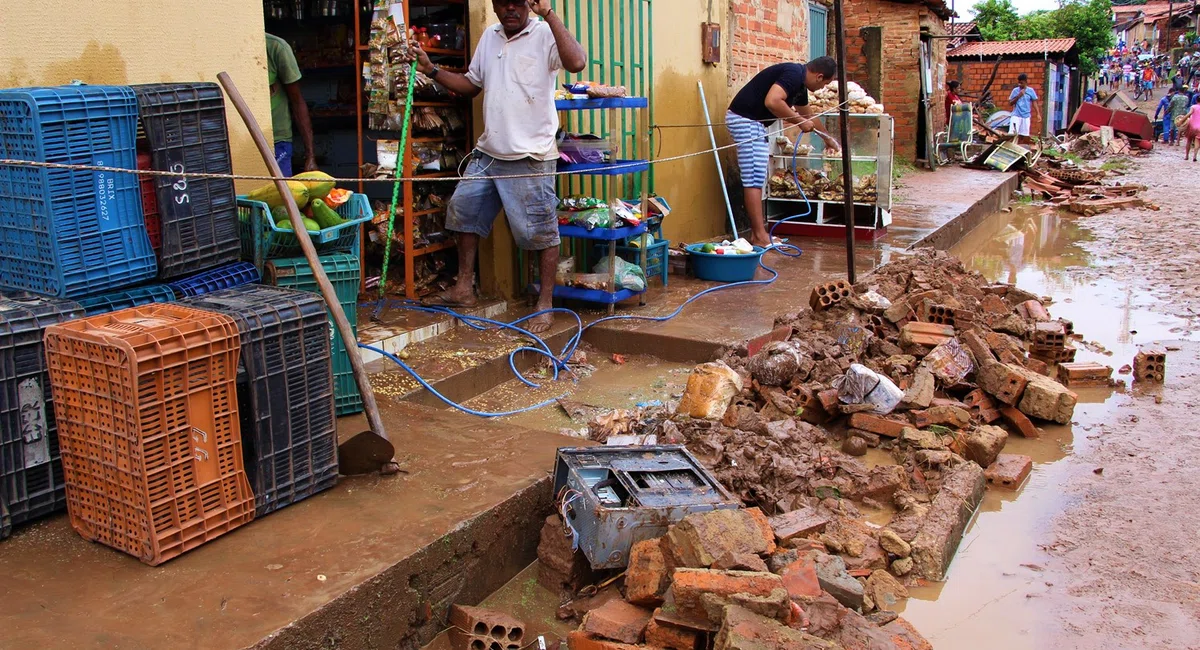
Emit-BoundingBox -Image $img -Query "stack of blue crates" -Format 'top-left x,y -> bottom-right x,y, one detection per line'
0,85 -> 158,299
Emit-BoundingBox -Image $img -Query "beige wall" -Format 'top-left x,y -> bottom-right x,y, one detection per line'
0,0 -> 273,193
470,0 -> 732,297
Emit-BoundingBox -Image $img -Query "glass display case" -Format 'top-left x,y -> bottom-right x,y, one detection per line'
764,114 -> 894,238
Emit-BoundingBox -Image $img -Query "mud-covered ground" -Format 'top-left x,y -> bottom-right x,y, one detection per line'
1032,147 -> 1200,647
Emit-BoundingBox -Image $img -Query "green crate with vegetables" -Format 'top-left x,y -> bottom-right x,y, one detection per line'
237,171 -> 371,270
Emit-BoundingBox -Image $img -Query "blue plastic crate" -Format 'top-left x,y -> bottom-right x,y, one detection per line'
77,284 -> 176,316
238,193 -> 371,271
0,84 -> 157,297
167,262 -> 260,299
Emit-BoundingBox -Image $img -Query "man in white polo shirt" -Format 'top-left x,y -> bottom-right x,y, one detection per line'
414,0 -> 586,333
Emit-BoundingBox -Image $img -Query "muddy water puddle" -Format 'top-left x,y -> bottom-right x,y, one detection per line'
458,353 -> 691,431
894,205 -> 1190,647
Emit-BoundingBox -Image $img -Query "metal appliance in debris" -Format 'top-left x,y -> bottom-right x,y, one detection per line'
553,445 -> 740,570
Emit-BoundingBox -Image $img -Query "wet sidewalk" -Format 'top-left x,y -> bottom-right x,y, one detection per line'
0,166 -> 1017,650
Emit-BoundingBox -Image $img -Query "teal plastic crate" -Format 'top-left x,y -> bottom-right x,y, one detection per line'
263,253 -> 362,416
238,193 -> 371,271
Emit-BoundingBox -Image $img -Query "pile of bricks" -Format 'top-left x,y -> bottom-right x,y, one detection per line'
562,508 -> 931,650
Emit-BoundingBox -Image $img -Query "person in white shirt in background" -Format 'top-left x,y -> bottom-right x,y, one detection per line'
413,0 -> 586,333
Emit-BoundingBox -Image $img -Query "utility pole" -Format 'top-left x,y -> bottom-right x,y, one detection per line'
833,0 -> 856,284
1166,0 -> 1174,57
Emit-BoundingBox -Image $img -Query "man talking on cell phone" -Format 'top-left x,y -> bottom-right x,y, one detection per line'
412,0 -> 587,334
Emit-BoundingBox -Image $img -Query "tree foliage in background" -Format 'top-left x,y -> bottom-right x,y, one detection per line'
971,0 -> 1115,76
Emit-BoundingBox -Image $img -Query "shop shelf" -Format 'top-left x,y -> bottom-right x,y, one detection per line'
43,304 -> 255,565
133,83 -> 240,279
557,160 -> 650,176
263,253 -> 362,415
554,98 -> 649,110
0,84 -> 157,297
137,151 -> 161,253
180,285 -> 337,516
77,284 -> 175,316
167,262 -> 261,299
237,192 -> 370,270
0,294 -> 85,539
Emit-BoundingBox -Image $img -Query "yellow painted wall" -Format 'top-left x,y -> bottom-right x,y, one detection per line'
0,0 -> 273,193
467,0 -> 731,298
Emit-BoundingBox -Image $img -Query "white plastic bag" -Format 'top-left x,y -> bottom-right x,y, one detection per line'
592,256 -> 646,292
835,363 -> 904,414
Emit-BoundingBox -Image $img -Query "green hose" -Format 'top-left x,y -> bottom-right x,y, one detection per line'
378,60 -> 419,299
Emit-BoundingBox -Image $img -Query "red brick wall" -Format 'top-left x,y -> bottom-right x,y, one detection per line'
728,0 -> 811,88
950,59 -> 1049,137
841,0 -> 948,161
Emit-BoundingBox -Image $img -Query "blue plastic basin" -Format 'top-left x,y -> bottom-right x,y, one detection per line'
685,244 -> 766,282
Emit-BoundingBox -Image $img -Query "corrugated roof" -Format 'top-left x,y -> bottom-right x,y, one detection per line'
948,38 -> 1077,58
948,21 -> 977,36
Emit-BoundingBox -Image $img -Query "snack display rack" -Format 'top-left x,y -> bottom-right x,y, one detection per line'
540,97 -> 652,315
764,113 -> 894,240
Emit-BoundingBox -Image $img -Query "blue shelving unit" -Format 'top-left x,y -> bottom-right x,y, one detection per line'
549,98 -> 652,314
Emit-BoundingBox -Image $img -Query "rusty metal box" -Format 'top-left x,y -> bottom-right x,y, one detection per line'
553,445 -> 739,570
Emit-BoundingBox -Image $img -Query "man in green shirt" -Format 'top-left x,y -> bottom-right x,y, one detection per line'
266,33 -> 317,175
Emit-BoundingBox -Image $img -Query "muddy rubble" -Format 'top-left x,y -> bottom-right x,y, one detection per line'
538,249 -> 1108,645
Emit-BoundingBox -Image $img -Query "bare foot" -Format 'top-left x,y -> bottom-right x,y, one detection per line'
526,311 -> 554,334
427,286 -> 477,307
749,235 -> 771,249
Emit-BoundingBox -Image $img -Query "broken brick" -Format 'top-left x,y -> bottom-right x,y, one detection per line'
975,361 -> 1029,406
663,509 -> 774,569
1018,299 -> 1050,322
744,507 -> 778,555
899,322 -> 955,347
671,569 -> 785,623
712,552 -> 770,573
809,280 -> 853,311
847,413 -> 908,438
1018,372 -> 1078,424
900,365 -> 935,409
778,556 -> 822,600
625,539 -> 670,607
985,454 -> 1033,490
449,605 -> 525,647
911,463 -> 986,580
999,405 -> 1040,439
768,507 -> 830,542
645,617 -> 701,650
566,630 -> 641,650
817,388 -> 841,415
1133,348 -> 1166,383
537,515 -> 596,595
910,405 -> 971,429
979,293 -> 1010,315
1024,357 -> 1051,376
1057,361 -> 1113,387
961,329 -> 997,364
962,425 -> 1008,468
582,600 -> 652,644
883,616 -> 935,650
714,604 -> 839,650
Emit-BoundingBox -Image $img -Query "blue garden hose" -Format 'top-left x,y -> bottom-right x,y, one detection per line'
360,130 -> 816,418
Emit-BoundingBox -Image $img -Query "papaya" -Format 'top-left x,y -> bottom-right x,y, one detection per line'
275,218 -> 320,232
247,180 -> 310,210
324,187 -> 352,208
310,199 -> 347,229
291,170 -> 336,200
270,205 -> 289,227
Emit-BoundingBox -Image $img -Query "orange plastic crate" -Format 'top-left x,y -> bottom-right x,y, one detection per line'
43,303 -> 255,565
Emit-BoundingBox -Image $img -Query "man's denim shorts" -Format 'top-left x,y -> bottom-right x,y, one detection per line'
446,152 -> 560,250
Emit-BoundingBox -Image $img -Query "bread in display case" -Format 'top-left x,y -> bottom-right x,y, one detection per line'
764,113 -> 894,238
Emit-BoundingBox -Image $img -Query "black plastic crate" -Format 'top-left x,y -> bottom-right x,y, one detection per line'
133,83 -> 240,279
0,293 -> 85,538
180,284 -> 337,516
